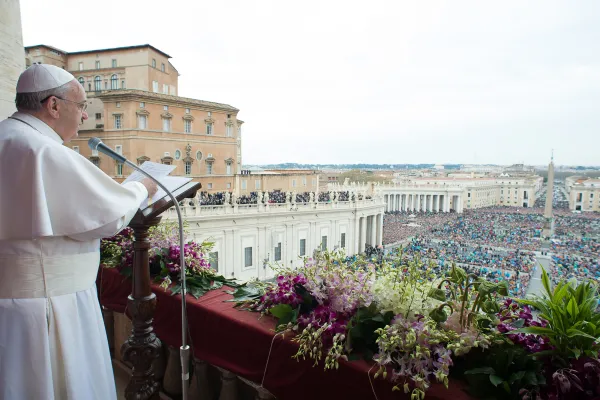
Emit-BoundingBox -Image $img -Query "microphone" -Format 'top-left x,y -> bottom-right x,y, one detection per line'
88,137 -> 127,164
88,137 -> 192,399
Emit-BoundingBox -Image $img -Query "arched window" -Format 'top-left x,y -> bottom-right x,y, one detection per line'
110,74 -> 118,90
78,77 -> 85,87
94,76 -> 101,92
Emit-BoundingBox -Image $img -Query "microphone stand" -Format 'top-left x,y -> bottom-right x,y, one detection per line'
122,159 -> 191,400
89,136 -> 191,398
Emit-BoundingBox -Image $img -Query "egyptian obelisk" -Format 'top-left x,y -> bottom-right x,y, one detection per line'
542,153 -> 555,238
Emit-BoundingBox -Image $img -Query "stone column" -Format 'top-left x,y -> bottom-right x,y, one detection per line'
0,0 -> 25,120
433,195 -> 438,212
457,195 -> 463,214
360,216 -> 367,252
354,215 -> 360,255
377,213 -> 383,245
370,215 -> 377,247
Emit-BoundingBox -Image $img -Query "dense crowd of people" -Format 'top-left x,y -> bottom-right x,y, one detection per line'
382,204 -> 600,296
194,190 -> 359,206
402,238 -> 534,297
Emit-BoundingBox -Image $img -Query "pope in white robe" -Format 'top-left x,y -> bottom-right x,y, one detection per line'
0,64 -> 155,399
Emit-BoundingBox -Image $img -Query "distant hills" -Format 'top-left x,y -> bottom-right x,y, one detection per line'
243,163 -> 464,170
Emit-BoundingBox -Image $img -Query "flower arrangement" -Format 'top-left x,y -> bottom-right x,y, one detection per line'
233,248 -> 600,400
100,222 -> 237,298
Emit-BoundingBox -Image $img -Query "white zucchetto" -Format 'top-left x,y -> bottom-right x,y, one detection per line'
16,64 -> 76,93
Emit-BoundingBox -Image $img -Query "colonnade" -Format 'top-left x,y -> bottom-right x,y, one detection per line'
356,213 -> 383,252
383,193 -> 463,213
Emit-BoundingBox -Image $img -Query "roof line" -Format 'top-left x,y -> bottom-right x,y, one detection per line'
25,44 -> 171,58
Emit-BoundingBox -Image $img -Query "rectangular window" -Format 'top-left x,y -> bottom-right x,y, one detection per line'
299,239 -> 306,256
152,58 -> 156,68
152,81 -> 158,93
185,108 -> 190,114
116,163 -> 123,176
116,102 -> 121,108
185,162 -> 192,175
121,80 -> 125,89
226,183 -> 231,189
292,179 -> 296,187
78,62 -> 83,71
140,102 -> 145,108
244,247 -> 253,268
163,84 -> 168,94
112,59 -> 117,68
303,177 -> 307,186
161,63 -> 165,72
312,178 -> 316,186
206,163 -> 213,175
162,118 -> 170,132
274,242 -> 281,261
207,183 -> 213,189
341,233 -> 346,248
95,113 -> 101,120
226,163 -> 232,175
170,85 -> 176,96
255,180 -> 261,189
72,146 -> 79,153
95,61 -> 100,69
184,120 -> 191,133
241,180 -> 247,190
115,145 -> 123,155
138,115 -> 147,129
114,115 -> 121,129
92,149 -> 98,156
163,105 -> 168,111
206,123 -> 213,135
209,252 -> 219,272
321,236 -> 327,251
226,125 -> 232,137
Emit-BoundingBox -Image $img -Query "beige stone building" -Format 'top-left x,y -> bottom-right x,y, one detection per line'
565,176 -> 600,212
24,44 -> 246,191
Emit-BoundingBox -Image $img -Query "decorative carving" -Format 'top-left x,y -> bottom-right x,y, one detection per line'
182,114 -> 194,121
121,217 -> 163,400
161,112 -> 173,119
309,192 -> 315,202
136,109 -> 150,116
224,192 -> 231,204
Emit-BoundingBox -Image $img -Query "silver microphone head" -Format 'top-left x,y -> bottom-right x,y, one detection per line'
88,137 -> 102,150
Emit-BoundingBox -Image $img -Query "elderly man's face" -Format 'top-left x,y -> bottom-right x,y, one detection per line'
54,81 -> 89,142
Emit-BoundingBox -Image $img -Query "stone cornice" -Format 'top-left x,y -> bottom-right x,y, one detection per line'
136,109 -> 150,116
182,114 -> 195,121
95,89 -> 239,112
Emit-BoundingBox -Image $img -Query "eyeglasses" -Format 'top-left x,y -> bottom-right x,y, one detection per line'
41,95 -> 88,112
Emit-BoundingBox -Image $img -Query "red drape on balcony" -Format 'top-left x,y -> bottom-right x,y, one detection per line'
98,267 -> 474,400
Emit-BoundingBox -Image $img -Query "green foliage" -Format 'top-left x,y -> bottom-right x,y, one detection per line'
429,264 -> 507,333
513,268 -> 600,364
170,273 -> 238,299
346,304 -> 394,361
460,341 -> 546,399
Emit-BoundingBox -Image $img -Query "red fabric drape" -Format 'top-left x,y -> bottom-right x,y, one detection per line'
98,268 -> 474,400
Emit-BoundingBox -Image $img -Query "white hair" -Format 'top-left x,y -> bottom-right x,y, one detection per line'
15,81 -> 74,112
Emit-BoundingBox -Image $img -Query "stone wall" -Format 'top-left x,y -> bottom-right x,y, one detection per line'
0,0 -> 25,120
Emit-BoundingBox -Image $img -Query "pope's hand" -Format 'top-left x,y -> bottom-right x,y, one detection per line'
140,178 -> 158,198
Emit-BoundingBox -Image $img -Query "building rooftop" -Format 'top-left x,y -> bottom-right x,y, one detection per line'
25,44 -> 172,59
95,89 -> 239,112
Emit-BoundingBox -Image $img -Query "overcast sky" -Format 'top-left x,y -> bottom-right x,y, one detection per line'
20,0 -> 600,166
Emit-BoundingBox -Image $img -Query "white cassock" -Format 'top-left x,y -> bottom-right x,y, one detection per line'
0,112 -> 148,400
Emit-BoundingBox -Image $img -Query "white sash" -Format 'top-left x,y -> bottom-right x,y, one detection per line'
0,252 -> 100,298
